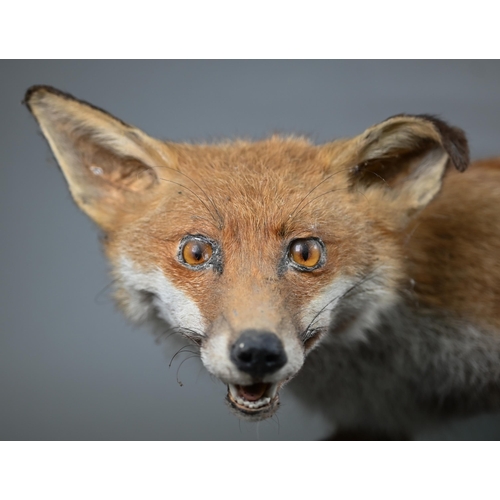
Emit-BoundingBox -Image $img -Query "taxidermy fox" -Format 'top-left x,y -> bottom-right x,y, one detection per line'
25,85 -> 500,439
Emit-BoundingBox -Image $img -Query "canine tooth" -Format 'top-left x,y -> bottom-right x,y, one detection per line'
229,384 -> 239,399
268,384 -> 278,399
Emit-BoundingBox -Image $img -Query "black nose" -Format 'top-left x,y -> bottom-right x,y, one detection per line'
230,330 -> 287,378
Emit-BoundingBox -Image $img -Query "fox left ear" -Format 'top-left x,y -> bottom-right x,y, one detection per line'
24,85 -> 169,230
349,114 -> 470,216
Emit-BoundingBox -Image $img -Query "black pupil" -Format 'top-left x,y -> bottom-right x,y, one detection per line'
300,244 -> 310,261
192,243 -> 203,261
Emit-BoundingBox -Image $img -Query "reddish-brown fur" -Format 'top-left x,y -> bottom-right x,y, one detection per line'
104,138 -> 500,337
404,161 -> 500,329
105,138 -> 401,336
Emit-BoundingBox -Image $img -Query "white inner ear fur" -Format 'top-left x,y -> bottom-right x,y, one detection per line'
399,148 -> 449,208
117,256 -> 205,334
32,94 -> 156,166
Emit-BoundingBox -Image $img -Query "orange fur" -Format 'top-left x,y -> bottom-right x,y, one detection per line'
104,138 -> 400,334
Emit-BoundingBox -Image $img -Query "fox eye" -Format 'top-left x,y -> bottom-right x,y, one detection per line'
180,237 -> 214,267
288,238 -> 324,270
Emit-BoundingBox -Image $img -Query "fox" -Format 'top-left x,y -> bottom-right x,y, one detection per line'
24,85 -> 500,440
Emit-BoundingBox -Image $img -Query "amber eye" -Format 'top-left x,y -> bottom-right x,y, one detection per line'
289,238 -> 324,270
181,238 -> 213,267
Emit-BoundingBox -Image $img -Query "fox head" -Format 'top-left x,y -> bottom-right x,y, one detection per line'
25,86 -> 469,421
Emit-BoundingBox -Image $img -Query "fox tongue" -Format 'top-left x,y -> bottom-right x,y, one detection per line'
238,383 -> 268,401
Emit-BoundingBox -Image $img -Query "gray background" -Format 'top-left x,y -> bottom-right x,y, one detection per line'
2,60 -> 500,440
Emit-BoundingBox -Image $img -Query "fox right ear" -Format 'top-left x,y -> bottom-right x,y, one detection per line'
24,85 -> 169,230
347,114 -> 470,220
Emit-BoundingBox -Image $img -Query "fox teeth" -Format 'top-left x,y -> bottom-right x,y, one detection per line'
228,383 -> 279,409
229,384 -> 239,399
234,395 -> 271,409
268,383 -> 278,399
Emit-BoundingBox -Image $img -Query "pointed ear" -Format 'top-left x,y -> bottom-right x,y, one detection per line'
24,85 -> 168,230
349,114 -> 470,218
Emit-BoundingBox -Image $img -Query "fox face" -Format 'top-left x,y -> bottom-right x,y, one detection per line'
109,141 -> 402,420
25,86 -> 469,422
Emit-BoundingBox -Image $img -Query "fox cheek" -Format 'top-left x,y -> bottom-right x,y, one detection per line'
114,256 -> 206,336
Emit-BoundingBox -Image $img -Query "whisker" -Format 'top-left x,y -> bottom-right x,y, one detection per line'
290,187 -> 354,222
93,278 -> 120,305
300,267 -> 383,341
155,165 -> 224,227
155,325 -> 194,344
196,365 -> 205,383
159,177 -> 221,230
176,354 -> 201,386
154,326 -> 181,344
177,326 -> 205,336
404,221 -> 422,247
177,327 -> 206,346
169,344 -> 199,367
272,413 -> 280,435
361,168 -> 390,187
154,323 -> 205,345
287,166 -> 353,224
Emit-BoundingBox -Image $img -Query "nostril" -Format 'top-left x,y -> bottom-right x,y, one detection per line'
238,351 -> 253,363
230,330 -> 287,378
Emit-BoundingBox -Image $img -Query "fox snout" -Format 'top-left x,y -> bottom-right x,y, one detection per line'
224,330 -> 294,420
230,330 -> 288,379
201,310 -> 306,420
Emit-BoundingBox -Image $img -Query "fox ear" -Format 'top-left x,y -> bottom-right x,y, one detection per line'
349,114 -> 470,217
24,85 -> 167,230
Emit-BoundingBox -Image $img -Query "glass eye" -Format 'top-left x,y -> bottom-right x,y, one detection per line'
181,238 -> 213,267
289,238 -> 324,270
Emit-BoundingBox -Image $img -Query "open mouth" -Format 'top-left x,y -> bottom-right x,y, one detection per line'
227,382 -> 280,412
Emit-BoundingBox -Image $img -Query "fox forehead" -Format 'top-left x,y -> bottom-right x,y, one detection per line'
156,137 -> 350,226
106,139 -> 370,272
106,137 -> 362,258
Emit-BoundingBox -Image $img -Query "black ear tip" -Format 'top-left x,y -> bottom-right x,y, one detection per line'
427,117 -> 470,172
23,85 -> 55,111
448,126 -> 470,172
23,85 -> 45,108
22,85 -> 132,129
386,113 -> 470,173
22,85 -> 75,109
